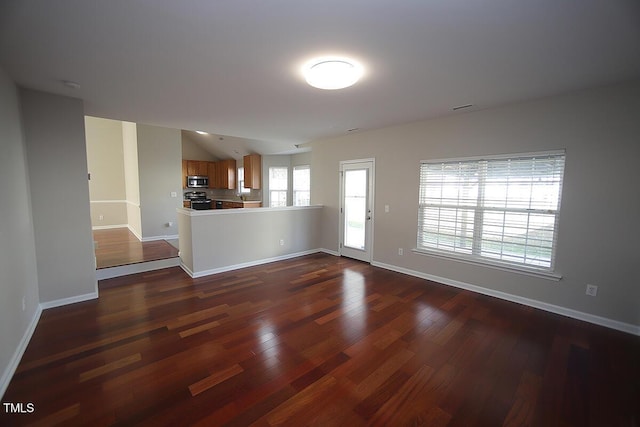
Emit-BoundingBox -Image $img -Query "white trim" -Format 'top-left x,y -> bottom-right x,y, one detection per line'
39,291 -> 99,310
371,261 -> 639,336
97,257 -> 181,280
0,305 -> 42,399
185,249 -> 322,278
320,248 -> 340,257
126,200 -> 140,207
127,224 -> 142,241
412,248 -> 562,281
141,234 -> 179,242
92,224 -> 128,231
90,199 -> 127,204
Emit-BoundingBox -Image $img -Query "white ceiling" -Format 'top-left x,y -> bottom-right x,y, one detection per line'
1,0 -> 639,155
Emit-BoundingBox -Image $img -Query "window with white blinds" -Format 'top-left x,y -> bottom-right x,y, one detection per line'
417,151 -> 565,272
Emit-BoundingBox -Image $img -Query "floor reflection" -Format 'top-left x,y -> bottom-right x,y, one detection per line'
339,268 -> 367,341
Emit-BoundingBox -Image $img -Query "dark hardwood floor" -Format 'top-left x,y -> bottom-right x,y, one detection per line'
2,254 -> 638,426
93,228 -> 179,269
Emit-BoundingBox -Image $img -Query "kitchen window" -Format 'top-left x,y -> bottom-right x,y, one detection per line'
293,165 -> 311,206
269,166 -> 288,207
416,150 -> 565,276
237,167 -> 250,194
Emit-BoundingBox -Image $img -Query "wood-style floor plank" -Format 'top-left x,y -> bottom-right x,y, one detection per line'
2,253 -> 638,426
93,227 -> 178,269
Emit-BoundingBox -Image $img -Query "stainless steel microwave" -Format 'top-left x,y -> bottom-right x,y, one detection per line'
186,175 -> 209,188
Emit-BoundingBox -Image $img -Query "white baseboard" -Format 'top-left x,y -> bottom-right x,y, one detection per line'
39,291 -> 99,310
0,305 -> 42,399
127,225 -> 142,241
371,261 -> 640,336
319,248 -> 340,257
97,257 -> 181,280
185,249 -> 322,278
141,234 -> 179,243
92,224 -> 128,231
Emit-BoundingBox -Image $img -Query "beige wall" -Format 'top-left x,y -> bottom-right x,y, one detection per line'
122,121 -> 141,238
0,67 -> 40,397
311,81 -> 640,329
179,206 -> 322,276
137,124 -> 182,240
181,134 -> 217,161
85,116 -> 127,227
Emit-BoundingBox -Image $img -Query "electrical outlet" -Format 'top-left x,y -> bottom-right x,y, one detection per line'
586,284 -> 598,297
398,248 -> 403,256
385,204 -> 390,213
279,239 -> 284,246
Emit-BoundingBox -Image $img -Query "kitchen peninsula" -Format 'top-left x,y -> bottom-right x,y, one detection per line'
177,205 -> 323,278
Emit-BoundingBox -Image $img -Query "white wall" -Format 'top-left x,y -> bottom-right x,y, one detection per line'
0,68 -> 40,398
20,88 -> 98,304
85,116 -> 127,228
137,124 -> 182,240
311,81 -> 640,329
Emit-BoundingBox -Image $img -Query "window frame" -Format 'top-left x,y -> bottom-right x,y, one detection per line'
414,150 -> 565,280
269,166 -> 289,208
293,165 -> 311,206
237,167 -> 251,194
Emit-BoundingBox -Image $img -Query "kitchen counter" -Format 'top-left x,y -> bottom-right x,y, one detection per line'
183,199 -> 262,209
217,200 -> 261,209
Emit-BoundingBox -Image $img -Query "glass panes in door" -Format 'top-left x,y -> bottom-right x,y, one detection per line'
344,169 -> 368,249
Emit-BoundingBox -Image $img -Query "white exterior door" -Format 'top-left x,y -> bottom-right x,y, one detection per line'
339,160 -> 374,262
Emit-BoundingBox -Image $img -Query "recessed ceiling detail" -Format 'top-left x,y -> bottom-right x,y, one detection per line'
304,57 -> 364,90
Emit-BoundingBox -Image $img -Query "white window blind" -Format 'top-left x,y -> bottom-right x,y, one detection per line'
417,151 -> 565,272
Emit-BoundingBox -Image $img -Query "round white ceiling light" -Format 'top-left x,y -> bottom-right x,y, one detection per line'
304,57 -> 364,90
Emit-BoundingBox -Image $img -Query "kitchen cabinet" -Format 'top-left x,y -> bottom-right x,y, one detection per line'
187,160 -> 209,177
207,161 -> 219,188
220,200 -> 261,209
217,159 -> 237,190
243,154 -> 261,189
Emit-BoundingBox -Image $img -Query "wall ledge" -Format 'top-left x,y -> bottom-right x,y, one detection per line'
177,204 -> 323,217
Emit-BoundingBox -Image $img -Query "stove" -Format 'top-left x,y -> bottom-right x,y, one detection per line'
184,191 -> 212,210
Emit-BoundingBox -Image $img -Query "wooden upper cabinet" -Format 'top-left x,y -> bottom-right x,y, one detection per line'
207,161 -> 219,188
181,160 -> 188,188
218,159 -> 237,190
186,160 -> 208,176
244,154 -> 261,189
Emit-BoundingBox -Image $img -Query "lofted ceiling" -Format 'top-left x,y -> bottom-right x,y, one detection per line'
1,1 -> 639,155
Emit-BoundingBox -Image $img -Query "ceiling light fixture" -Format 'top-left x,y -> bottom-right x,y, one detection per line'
304,57 -> 363,90
195,130 -> 208,135
61,80 -> 80,89
452,104 -> 473,111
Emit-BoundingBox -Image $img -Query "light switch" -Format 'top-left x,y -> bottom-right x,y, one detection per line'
170,191 -> 177,198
